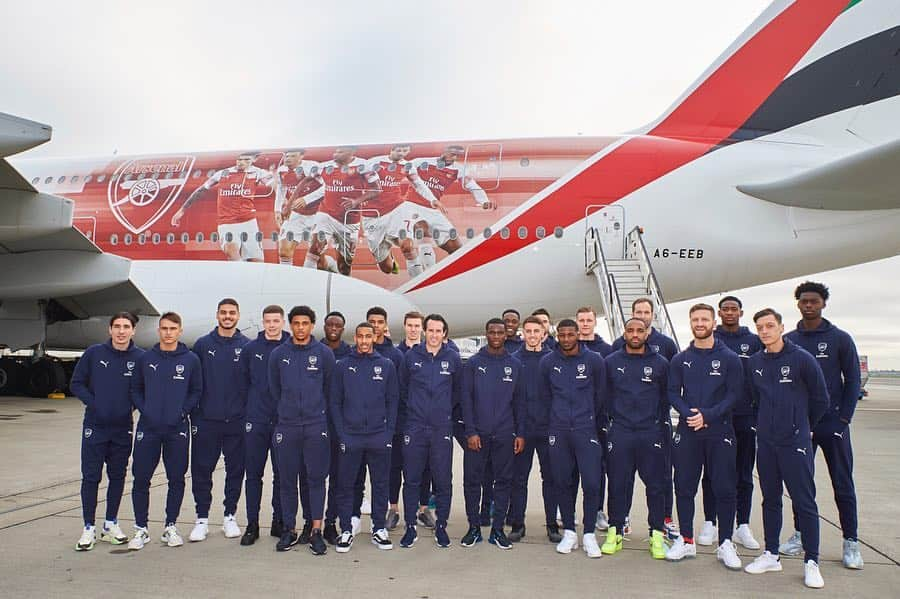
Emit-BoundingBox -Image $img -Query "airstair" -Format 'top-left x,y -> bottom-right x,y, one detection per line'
584,206 -> 679,346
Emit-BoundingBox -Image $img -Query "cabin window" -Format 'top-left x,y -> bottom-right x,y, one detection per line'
110,234 -> 118,246
535,226 -> 546,239
517,226 -> 528,240
554,226 -> 564,238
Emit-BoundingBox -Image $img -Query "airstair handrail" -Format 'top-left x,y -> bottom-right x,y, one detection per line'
585,226 -> 625,341
624,226 -> 679,348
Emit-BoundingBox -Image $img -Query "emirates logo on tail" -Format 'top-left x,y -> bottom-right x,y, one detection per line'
107,156 -> 195,234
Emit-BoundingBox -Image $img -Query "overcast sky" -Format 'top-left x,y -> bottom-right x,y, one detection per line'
4,0 -> 898,368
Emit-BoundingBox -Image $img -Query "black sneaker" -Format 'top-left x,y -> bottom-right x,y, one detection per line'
297,521 -> 313,545
400,525 -> 418,548
489,528 -> 512,550
508,523 -> 525,543
460,525 -> 483,547
270,519 -> 283,538
240,522 -> 260,546
547,523 -> 563,543
323,520 -> 339,545
372,528 -> 393,550
335,531 -> 353,553
309,529 -> 327,555
275,530 -> 298,552
435,524 -> 451,548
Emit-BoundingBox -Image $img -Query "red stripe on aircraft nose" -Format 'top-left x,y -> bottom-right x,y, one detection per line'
406,0 -> 847,293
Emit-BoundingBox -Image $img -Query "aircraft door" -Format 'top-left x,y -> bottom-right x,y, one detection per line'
585,204 -> 625,259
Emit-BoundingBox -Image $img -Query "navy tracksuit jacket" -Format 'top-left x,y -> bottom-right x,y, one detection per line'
540,346 -> 606,532
398,343 -> 462,528
604,347 -> 669,534
191,328 -> 251,519
238,331 -> 290,526
668,340 -> 742,543
461,347 -> 525,529
504,337 -> 523,354
749,339 -> 829,562
330,350 -> 398,532
71,340 -> 144,526
508,345 -> 556,527
703,326 -> 763,526
269,338 -> 336,529
130,342 -> 202,528
786,318 -> 860,540
581,336 -> 613,357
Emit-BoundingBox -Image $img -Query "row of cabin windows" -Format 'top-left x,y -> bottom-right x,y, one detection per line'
32,169 -> 231,187
30,157 -> 537,187
106,226 -> 566,246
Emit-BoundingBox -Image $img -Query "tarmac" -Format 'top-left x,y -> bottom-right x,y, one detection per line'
1,380 -> 899,598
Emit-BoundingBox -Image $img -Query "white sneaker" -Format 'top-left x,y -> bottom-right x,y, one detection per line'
128,527 -> 150,551
360,498 -> 371,515
189,518 -> 209,542
697,520 -> 717,546
717,539 -> 742,570
596,511 -> 609,531
734,524 -> 761,550
100,521 -> 128,545
351,515 -> 361,536
336,530 -> 353,553
222,514 -> 241,538
161,524 -> 184,547
665,537 -> 697,561
583,533 -> 602,558
556,529 -> 578,554
75,526 -> 96,551
804,560 -> 825,588
745,551 -> 783,574
778,530 -> 802,556
372,528 -> 393,550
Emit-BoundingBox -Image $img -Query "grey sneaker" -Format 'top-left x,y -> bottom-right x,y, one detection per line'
778,531 -> 803,556
386,507 -> 400,531
842,539 -> 864,569
417,509 -> 436,529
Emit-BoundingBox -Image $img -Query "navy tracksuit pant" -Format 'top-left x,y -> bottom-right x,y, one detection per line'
338,435 -> 390,532
389,433 -> 432,506
624,419 -> 673,520
758,437 -> 820,562
402,428 -> 453,527
244,421 -> 280,526
672,425 -> 737,544
275,423 -> 330,531
132,422 -> 190,528
191,418 -> 245,518
607,426 -> 666,534
508,435 -> 557,527
792,424 -> 858,540
549,429 -> 603,532
80,425 -> 132,526
464,433 -> 514,529
701,415 -> 757,526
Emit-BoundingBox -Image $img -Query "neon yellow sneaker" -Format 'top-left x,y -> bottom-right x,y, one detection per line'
601,526 -> 622,555
650,529 -> 666,559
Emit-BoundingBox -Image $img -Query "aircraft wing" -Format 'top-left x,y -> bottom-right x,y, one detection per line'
0,113 -> 158,349
737,138 -> 900,210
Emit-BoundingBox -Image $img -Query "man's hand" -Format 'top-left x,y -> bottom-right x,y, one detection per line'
467,434 -> 482,451
514,436 -> 525,455
686,408 -> 705,431
432,199 -> 448,216
275,212 -> 284,228
170,210 -> 184,227
340,196 -> 360,211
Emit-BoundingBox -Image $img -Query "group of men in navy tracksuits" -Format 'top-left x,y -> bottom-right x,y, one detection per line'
70,282 -> 864,589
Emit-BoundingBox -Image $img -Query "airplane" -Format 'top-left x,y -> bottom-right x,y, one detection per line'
1,0 -> 898,396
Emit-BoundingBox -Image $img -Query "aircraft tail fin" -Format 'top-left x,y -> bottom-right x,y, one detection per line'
641,0 -> 900,145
